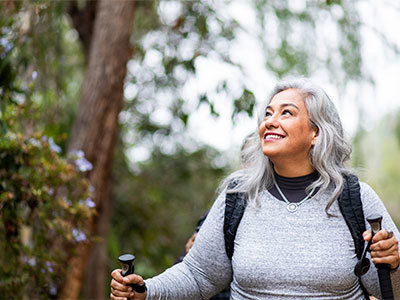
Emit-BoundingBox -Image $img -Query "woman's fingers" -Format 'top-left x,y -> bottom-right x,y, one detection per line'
371,255 -> 398,267
110,287 -> 134,300
110,293 -> 129,300
110,269 -> 133,299
372,229 -> 393,243
110,284 -> 132,295
370,243 -> 397,257
364,229 -> 396,248
111,278 -> 131,293
122,275 -> 147,299
122,273 -> 145,286
185,233 -> 197,253
110,269 -> 147,300
363,230 -> 372,242
370,243 -> 397,265
368,230 -> 399,269
111,269 -> 125,283
370,231 -> 398,252
370,236 -> 396,251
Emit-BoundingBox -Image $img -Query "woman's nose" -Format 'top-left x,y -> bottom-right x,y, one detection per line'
264,115 -> 278,128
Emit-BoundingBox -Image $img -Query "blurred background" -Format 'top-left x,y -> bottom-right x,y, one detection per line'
0,0 -> 399,299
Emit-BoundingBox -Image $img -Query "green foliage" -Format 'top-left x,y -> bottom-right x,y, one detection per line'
232,89 -> 256,120
0,3 -> 92,298
0,0 -> 84,151
395,112 -> 400,147
352,112 -> 400,226
351,126 -> 366,169
125,1 -> 243,145
124,0 -> 368,156
109,144 -> 228,278
0,102 -> 95,299
255,0 -> 364,85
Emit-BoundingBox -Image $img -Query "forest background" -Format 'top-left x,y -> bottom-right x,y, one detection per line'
1,0 -> 400,299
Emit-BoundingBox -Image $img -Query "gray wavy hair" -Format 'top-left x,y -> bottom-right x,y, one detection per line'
219,78 -> 353,213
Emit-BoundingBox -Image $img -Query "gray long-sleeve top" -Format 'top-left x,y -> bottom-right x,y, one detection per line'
145,182 -> 400,299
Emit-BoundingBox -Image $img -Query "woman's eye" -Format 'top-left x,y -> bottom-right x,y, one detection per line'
282,110 -> 293,116
265,111 -> 272,117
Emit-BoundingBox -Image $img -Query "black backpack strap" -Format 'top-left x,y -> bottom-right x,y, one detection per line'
338,174 -> 370,300
224,181 -> 247,260
338,174 -> 366,259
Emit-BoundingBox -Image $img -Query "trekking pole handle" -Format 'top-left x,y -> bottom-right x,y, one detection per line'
354,215 -> 382,276
354,239 -> 372,277
367,215 -> 394,300
118,254 -> 147,295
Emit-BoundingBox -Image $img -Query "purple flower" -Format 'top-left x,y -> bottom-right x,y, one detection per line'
0,37 -> 13,58
72,228 -> 87,242
49,283 -> 57,295
62,197 -> 72,206
28,257 -> 36,266
71,150 -> 84,158
75,157 -> 93,172
49,137 -> 61,153
28,138 -> 41,147
77,160 -> 92,171
8,133 -> 17,140
46,261 -> 54,273
70,150 -> 93,172
84,198 -> 96,208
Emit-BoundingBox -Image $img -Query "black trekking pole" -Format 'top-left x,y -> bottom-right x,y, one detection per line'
367,215 -> 394,300
118,253 -> 147,298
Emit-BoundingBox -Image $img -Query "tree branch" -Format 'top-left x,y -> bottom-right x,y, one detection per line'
66,0 -> 98,58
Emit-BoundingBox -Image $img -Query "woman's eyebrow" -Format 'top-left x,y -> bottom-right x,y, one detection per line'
266,103 -> 300,110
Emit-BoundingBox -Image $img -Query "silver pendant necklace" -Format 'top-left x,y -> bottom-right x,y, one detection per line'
274,181 -> 316,213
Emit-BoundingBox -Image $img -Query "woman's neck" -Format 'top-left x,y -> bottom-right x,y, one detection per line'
273,162 -> 315,178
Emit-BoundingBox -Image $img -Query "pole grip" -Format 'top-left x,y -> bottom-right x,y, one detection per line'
366,215 -> 394,299
118,254 -> 147,295
130,283 -> 147,293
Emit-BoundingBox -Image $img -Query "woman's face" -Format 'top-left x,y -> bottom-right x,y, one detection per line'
258,88 -> 318,165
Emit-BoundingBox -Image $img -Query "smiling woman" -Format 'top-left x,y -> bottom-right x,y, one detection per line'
110,78 -> 400,300
258,88 -> 318,177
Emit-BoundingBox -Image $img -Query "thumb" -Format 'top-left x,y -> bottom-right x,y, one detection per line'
123,274 -> 145,285
363,230 -> 372,242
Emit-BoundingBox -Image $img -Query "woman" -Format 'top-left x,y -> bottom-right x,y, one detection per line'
110,79 -> 399,299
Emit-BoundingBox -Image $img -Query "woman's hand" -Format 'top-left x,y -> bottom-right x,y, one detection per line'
185,232 -> 197,254
363,229 -> 399,270
110,269 -> 147,300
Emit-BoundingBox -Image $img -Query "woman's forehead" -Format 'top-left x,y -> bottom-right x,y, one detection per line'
268,88 -> 305,108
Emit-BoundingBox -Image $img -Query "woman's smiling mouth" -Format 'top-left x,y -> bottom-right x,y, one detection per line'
264,132 -> 285,140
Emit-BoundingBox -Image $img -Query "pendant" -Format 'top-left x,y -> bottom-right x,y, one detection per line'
287,202 -> 298,213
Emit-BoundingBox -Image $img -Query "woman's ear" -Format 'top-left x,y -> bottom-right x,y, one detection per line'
311,127 -> 319,146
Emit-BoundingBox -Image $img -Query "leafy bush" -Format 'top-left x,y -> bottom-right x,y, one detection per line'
0,6 -> 95,297
0,105 -> 94,298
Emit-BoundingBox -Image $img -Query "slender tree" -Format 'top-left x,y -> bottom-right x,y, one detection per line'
60,1 -> 135,298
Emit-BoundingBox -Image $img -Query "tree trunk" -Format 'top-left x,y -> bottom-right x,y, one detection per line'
82,176 -> 112,299
59,1 -> 135,299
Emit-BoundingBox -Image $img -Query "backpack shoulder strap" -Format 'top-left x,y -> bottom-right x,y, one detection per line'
338,174 -> 366,260
224,181 -> 247,260
338,175 -> 370,300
